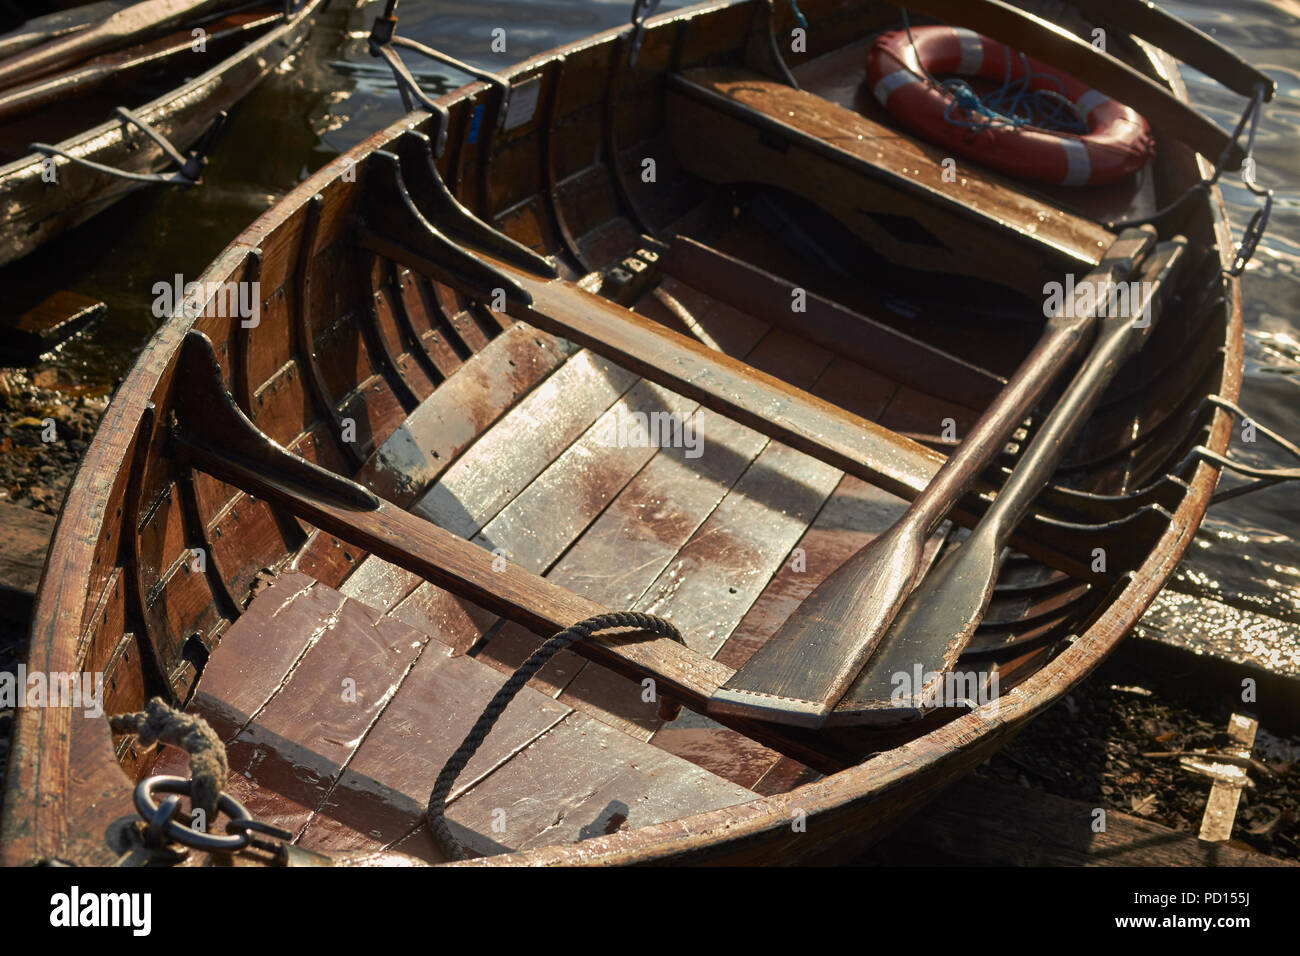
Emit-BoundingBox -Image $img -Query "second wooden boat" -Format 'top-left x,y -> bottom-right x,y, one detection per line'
0,0 -> 327,267
1,0 -> 1275,865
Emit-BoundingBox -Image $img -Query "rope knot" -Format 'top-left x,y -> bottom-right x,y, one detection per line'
109,697 -> 228,819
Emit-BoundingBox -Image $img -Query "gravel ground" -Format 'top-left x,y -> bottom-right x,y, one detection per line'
980,652 -> 1300,860
0,364 -> 109,804
0,367 -> 107,516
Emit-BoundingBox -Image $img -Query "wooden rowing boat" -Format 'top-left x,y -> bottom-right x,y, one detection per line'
0,0 -> 326,268
1,0 -> 1264,865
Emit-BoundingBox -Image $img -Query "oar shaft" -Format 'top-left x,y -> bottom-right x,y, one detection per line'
0,0 -> 226,89
981,240 -> 1187,539
711,228 -> 1156,726
903,228 -> 1156,532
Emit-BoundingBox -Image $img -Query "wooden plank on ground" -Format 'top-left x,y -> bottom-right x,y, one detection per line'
0,501 -> 55,624
2,290 -> 104,362
860,775 -> 1295,867
1188,713 -> 1258,843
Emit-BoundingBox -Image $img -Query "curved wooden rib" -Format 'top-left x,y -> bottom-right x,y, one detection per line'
294,193 -> 364,471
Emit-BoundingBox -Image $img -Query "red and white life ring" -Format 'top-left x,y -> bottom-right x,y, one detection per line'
865,25 -> 1154,187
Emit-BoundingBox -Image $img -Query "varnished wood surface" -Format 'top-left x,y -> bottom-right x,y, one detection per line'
670,66 -> 1113,275
0,9 -> 283,123
0,0 -> 232,89
715,229 -> 1156,727
1,0 -> 1245,867
158,572 -> 758,860
0,1 -> 131,61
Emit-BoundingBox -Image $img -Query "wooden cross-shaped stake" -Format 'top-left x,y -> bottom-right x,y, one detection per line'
1181,713 -> 1259,843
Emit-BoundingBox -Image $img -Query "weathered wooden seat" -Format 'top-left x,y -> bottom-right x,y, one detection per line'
665,66 -> 1115,298
155,571 -> 760,862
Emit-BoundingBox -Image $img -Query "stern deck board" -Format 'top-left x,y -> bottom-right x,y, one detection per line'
668,66 -> 1113,282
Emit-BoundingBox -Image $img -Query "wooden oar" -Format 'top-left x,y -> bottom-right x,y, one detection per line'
709,226 -> 1155,728
0,0 -> 229,90
1069,0 -> 1274,100
0,10 -> 279,123
831,237 -> 1188,726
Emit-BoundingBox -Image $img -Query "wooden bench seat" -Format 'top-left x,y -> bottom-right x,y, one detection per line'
155,571 -> 759,862
666,66 -> 1115,299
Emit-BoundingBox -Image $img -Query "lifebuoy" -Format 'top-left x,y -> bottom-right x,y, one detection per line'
865,25 -> 1154,187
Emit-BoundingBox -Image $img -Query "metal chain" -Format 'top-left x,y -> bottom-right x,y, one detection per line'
1109,82 -> 1273,279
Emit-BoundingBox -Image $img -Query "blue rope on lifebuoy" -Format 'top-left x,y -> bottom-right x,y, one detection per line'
902,11 -> 1088,134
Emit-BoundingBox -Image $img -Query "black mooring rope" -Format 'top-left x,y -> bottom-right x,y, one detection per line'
426,611 -> 684,861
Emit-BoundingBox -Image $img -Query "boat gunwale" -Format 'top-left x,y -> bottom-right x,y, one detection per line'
0,1 -> 1244,867
0,0 -> 328,267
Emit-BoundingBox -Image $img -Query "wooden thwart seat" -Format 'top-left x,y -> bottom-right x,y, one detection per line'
155,572 -> 759,861
665,66 -> 1114,298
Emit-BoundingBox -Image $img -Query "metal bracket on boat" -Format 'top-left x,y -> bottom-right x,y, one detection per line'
627,0 -> 662,67
356,148 -> 538,306
30,107 -> 225,185
369,11 -> 450,156
368,0 -> 514,151
745,0 -> 800,88
1108,81 -> 1273,281
170,330 -> 381,511
1178,395 -> 1300,504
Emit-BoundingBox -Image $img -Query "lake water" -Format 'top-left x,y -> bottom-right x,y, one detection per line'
2,0 -> 1297,635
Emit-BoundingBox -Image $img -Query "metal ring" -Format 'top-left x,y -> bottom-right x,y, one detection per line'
143,794 -> 183,849
134,776 -> 253,852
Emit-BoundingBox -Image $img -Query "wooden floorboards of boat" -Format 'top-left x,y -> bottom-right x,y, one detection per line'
156,570 -> 758,862
324,258 -> 1001,786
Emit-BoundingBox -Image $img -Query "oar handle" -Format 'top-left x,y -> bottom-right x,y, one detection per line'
981,239 -> 1188,538
1069,0 -> 1274,101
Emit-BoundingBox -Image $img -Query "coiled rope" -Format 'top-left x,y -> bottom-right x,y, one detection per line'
426,611 -> 685,861
901,11 -> 1088,134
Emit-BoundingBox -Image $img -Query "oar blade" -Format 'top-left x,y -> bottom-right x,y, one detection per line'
829,526 -> 1003,726
709,523 -> 926,727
